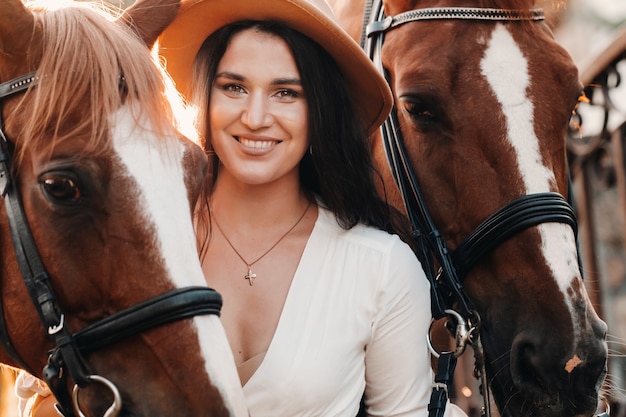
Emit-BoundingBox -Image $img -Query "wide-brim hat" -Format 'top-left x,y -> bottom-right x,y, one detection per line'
157,0 -> 392,134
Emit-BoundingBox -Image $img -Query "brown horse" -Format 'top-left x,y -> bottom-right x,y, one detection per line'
330,0 -> 609,416
0,1 -> 246,416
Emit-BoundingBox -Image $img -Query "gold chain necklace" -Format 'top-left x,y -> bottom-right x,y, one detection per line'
212,201 -> 312,286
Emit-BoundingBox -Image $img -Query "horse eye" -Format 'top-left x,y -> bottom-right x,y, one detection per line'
402,98 -> 437,122
41,175 -> 82,202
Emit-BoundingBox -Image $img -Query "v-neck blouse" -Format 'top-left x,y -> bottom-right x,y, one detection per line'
241,206 -> 464,417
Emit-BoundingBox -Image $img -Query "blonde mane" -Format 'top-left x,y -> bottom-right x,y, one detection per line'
11,0 -> 188,163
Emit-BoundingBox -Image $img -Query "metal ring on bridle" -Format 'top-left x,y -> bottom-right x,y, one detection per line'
427,309 -> 477,358
72,375 -> 122,417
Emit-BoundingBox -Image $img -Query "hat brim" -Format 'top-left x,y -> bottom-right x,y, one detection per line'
157,0 -> 392,134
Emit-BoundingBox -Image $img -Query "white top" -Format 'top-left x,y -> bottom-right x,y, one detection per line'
243,206 -> 466,417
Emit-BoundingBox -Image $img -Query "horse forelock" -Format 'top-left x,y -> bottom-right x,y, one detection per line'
11,1 -> 190,166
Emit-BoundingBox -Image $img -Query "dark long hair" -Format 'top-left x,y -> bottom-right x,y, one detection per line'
192,20 -> 406,243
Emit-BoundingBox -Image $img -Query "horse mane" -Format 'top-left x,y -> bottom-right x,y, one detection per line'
11,0 -> 190,164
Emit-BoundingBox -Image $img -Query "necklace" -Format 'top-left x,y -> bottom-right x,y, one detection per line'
212,200 -> 312,286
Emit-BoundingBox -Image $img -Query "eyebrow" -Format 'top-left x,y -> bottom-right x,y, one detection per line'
215,71 -> 245,81
273,77 -> 302,86
215,71 -> 302,86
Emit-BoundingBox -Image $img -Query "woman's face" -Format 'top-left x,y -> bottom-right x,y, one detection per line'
209,28 -> 309,187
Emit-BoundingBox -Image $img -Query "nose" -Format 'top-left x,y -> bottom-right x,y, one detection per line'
509,316 -> 607,415
241,91 -> 273,129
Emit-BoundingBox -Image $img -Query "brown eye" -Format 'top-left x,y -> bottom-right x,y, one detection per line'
405,101 -> 435,119
41,175 -> 82,203
401,96 -> 439,123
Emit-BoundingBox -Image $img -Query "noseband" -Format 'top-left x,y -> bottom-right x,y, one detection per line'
0,73 -> 223,417
360,3 -> 594,417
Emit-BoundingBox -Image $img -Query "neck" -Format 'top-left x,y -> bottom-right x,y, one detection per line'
210,172 -> 311,230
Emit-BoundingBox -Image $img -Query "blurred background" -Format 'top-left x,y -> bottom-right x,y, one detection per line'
557,2 -> 626,417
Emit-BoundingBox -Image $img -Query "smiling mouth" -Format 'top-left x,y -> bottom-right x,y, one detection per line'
236,136 -> 280,149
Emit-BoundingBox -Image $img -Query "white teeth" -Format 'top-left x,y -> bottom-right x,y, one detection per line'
238,137 -> 276,149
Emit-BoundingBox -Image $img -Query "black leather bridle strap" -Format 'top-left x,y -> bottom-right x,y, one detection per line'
1,72 -> 93,416
42,287 -> 223,417
428,352 -> 457,417
380,108 -> 473,319
41,287 -> 223,417
452,193 -> 577,279
0,133 -> 33,373
1,72 -> 76,379
363,2 -> 474,320
74,286 -> 222,354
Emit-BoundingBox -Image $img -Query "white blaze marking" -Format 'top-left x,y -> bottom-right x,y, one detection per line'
110,105 -> 247,416
480,25 -> 579,297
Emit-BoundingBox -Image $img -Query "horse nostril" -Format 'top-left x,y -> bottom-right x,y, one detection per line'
510,338 -> 551,399
510,331 -> 608,414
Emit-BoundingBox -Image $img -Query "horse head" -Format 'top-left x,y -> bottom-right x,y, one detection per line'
0,1 -> 246,416
331,0 -> 608,416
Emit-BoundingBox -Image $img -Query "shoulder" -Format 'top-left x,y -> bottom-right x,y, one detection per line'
316,205 -> 427,289
318,205 -> 413,256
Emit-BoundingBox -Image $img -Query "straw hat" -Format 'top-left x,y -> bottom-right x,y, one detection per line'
157,0 -> 392,134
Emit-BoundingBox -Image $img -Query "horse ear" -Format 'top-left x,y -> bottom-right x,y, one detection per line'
0,0 -> 35,60
118,0 -> 181,48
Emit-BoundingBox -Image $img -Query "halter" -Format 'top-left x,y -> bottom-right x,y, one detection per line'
359,3 -> 599,417
0,72 -> 223,417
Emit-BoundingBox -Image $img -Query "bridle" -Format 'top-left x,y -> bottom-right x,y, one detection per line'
359,2 -> 594,417
0,72 -> 224,417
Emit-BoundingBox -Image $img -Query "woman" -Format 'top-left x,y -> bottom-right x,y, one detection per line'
158,0 -> 467,416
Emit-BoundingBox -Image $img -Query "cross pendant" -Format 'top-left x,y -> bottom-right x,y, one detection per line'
245,268 -> 256,286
